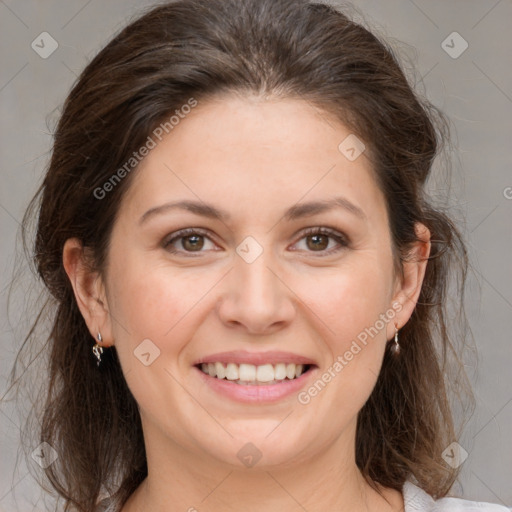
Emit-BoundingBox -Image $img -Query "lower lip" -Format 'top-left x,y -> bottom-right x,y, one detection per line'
193,365 -> 317,403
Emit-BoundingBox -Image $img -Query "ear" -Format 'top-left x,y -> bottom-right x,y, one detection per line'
62,238 -> 114,347
387,222 -> 431,339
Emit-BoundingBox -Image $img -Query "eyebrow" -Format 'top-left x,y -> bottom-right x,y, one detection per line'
139,196 -> 366,225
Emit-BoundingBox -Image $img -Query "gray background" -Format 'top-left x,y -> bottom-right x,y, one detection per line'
1,0 -> 511,509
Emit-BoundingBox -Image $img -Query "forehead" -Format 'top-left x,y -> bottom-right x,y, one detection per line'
119,95 -> 386,227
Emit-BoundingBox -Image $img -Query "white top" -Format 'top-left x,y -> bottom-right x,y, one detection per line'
402,481 -> 511,511
96,480 -> 512,511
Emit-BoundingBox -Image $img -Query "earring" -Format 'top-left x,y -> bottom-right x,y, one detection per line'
92,332 -> 104,366
390,323 -> 400,355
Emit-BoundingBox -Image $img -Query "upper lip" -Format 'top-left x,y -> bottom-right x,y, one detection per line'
193,350 -> 317,367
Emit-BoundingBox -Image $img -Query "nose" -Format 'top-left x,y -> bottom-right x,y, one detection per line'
216,247 -> 296,335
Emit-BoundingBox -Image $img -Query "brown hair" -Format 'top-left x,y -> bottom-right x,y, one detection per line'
10,0 -> 473,509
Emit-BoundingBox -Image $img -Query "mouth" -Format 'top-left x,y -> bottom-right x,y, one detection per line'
192,350 -> 319,403
194,362 -> 316,386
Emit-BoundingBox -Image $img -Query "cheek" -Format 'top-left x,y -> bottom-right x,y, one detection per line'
106,255 -> 225,360
288,257 -> 396,438
298,256 -> 394,391
105,260 -> 206,406
302,256 -> 394,341
109,266 -> 197,338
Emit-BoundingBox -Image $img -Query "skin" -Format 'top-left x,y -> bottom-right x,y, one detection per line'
63,94 -> 430,512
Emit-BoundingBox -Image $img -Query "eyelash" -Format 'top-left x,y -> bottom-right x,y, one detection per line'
163,227 -> 349,257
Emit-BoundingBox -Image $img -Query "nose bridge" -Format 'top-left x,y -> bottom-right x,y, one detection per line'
217,236 -> 295,332
233,240 -> 279,305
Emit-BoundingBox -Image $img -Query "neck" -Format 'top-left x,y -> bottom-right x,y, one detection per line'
122,419 -> 402,512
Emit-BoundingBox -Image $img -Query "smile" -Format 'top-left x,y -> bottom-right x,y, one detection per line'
197,362 -> 312,385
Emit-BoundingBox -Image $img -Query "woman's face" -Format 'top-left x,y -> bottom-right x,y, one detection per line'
69,94 -> 427,470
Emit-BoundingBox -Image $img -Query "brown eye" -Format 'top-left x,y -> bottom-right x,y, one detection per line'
181,234 -> 205,251
306,233 -> 329,251
293,227 -> 348,256
164,228 -> 216,255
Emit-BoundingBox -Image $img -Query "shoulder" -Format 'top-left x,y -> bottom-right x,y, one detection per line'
403,481 -> 512,512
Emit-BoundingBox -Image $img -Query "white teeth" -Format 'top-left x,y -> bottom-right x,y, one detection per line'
239,363 -> 256,381
256,364 -> 275,382
225,363 -> 239,380
198,362 -> 309,383
215,362 -> 226,379
274,363 -> 287,380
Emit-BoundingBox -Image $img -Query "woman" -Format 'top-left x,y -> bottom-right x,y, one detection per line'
15,0 -> 511,510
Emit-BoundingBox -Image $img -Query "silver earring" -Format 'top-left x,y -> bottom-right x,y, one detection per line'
92,332 -> 104,366
390,323 -> 400,355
